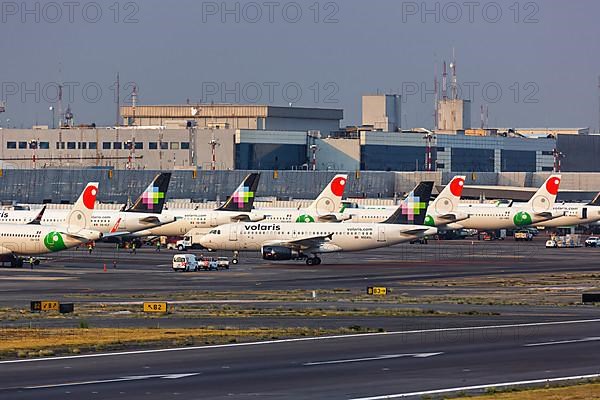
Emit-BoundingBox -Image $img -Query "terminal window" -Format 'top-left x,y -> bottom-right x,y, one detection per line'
67,142 -> 76,150
39,142 -> 49,149
134,142 -> 143,150
102,142 -> 111,150
78,142 -> 87,150
160,142 -> 169,150
18,141 -> 27,149
88,142 -> 97,150
6,141 -> 16,149
181,142 -> 190,149
113,142 -> 123,150
171,142 -> 180,150
149,142 -> 158,150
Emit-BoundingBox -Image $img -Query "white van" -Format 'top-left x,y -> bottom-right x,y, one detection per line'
172,254 -> 198,272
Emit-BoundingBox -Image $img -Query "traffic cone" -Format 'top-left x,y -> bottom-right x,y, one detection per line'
103,263 -> 107,272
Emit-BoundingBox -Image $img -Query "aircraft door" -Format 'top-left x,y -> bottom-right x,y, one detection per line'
377,225 -> 386,242
229,223 -> 238,241
582,207 -> 588,219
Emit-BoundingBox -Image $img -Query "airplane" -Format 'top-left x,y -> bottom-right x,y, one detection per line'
340,176 -> 467,227
199,182 -> 436,265
128,172 -> 264,238
13,173 -> 176,245
130,173 -> 348,240
0,182 -> 102,267
445,175 -> 563,231
257,174 -> 349,223
533,192 -> 600,228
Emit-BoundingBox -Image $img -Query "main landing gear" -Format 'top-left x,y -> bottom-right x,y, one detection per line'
231,251 -> 239,265
306,256 -> 321,265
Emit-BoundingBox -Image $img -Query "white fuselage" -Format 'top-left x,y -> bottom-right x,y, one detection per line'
133,209 -> 266,237
449,204 -> 558,230
531,203 -> 600,228
0,224 -> 101,256
199,222 -> 437,253
0,209 -> 174,234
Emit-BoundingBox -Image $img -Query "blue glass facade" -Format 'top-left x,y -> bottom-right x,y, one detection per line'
360,145 -> 427,171
501,150 -> 536,172
450,148 -> 495,172
235,143 -> 307,170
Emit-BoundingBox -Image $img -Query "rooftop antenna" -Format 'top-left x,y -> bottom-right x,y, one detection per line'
131,84 -> 138,126
433,61 -> 438,129
442,61 -> 448,100
450,47 -> 458,100
115,73 -> 120,127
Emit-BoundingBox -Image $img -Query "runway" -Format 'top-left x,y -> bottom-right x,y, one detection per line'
0,319 -> 599,399
0,239 -> 599,398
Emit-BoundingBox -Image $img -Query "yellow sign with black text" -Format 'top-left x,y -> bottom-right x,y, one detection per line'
143,302 -> 168,313
41,301 -> 59,311
367,287 -> 387,296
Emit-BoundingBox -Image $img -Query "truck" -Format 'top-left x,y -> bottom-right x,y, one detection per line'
514,230 -> 533,241
173,228 -> 211,251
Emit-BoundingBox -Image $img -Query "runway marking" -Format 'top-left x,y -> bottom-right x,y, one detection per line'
303,353 -> 443,366
348,373 -> 600,399
1,318 -> 599,365
525,337 -> 600,347
24,373 -> 200,390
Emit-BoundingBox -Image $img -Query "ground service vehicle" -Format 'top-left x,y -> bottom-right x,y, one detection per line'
585,236 -> 599,247
172,254 -> 198,272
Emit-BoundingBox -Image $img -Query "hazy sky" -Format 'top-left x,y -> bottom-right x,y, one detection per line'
1,0 -> 599,130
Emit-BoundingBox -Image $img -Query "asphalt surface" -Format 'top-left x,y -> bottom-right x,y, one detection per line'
0,319 -> 599,399
0,238 -> 599,399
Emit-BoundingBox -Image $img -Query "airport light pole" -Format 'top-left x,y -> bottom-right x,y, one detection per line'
49,106 -> 55,129
209,138 -> 220,171
309,144 -> 318,171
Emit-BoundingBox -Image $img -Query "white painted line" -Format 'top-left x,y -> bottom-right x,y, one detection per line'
525,337 -> 600,347
1,318 -> 599,365
304,353 -> 443,366
349,373 -> 600,400
24,373 -> 200,390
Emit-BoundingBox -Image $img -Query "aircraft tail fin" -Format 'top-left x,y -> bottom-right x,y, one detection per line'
126,173 -> 172,214
305,174 -> 348,216
430,176 -> 465,215
65,182 -> 99,232
526,174 -> 561,214
383,181 -> 433,225
217,173 -> 261,212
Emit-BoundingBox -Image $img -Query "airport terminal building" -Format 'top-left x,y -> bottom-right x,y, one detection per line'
0,98 -> 596,172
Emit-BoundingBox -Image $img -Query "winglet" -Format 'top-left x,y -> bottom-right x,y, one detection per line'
217,173 -> 261,212
27,206 -> 46,225
588,192 -> 600,206
127,173 -> 172,214
305,174 -> 348,216
383,182 -> 434,225
526,175 -> 561,214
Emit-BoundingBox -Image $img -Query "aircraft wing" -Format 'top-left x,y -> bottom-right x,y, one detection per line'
317,214 -> 349,222
401,227 -> 431,235
230,213 -> 261,222
265,233 -> 333,250
138,216 -> 162,224
0,246 -> 13,255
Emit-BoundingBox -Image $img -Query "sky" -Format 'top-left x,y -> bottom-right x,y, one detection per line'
1,0 -> 599,130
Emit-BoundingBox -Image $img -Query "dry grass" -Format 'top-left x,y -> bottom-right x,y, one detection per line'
452,383 -> 600,399
0,326 -> 367,359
